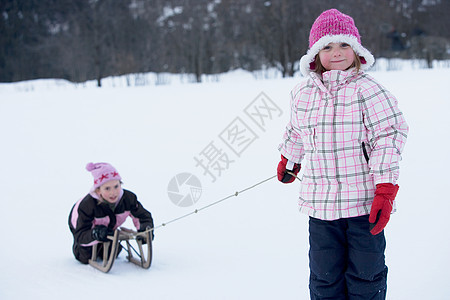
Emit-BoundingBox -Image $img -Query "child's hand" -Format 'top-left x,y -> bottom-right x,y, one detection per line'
369,183 -> 399,235
277,155 -> 300,183
136,226 -> 154,244
92,225 -> 114,242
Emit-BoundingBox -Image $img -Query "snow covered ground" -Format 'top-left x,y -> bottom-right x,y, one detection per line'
0,66 -> 449,299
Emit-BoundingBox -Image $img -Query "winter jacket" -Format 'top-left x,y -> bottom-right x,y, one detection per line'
279,69 -> 408,220
68,189 -> 154,247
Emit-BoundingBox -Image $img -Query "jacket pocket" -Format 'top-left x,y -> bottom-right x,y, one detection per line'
362,142 -> 370,163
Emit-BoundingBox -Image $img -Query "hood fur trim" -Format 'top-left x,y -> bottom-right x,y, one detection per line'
300,34 -> 375,77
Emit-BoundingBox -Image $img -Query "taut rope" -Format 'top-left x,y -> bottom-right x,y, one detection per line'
153,174 -> 278,230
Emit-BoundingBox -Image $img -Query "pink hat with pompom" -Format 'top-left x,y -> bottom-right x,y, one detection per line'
299,8 -> 375,76
86,162 -> 122,191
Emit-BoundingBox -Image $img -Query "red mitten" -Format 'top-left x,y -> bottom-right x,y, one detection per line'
369,183 -> 399,235
277,155 -> 300,184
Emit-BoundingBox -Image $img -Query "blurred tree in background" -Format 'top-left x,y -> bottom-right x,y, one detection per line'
1,0 -> 449,85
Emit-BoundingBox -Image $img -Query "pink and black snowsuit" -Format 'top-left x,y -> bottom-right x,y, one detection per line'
68,189 -> 153,264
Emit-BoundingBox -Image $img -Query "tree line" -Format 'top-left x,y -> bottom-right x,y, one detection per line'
1,0 -> 449,86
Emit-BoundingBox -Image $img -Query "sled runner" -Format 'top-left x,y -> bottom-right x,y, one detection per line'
88,227 -> 153,273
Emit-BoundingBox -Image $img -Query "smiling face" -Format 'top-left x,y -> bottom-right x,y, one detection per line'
318,42 -> 356,71
96,180 -> 122,204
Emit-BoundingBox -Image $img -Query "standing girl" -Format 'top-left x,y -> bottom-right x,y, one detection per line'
277,9 -> 408,299
68,162 -> 154,264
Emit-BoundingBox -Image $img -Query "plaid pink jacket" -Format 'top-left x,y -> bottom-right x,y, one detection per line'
279,70 -> 408,220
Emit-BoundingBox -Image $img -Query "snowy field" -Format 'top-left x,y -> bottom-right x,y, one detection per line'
0,65 -> 449,299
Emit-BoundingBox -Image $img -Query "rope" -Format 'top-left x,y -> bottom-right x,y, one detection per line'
286,170 -> 302,182
152,174 -> 277,230
120,241 -> 141,258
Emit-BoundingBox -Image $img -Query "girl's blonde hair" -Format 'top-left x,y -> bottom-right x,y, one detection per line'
314,51 -> 361,74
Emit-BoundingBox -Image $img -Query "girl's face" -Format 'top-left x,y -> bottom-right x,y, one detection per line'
96,180 -> 121,203
318,42 -> 355,71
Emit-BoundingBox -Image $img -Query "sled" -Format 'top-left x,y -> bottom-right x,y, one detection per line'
120,227 -> 153,269
88,227 -> 153,273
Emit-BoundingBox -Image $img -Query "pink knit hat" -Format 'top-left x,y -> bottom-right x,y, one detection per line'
299,9 -> 374,76
86,162 -> 122,191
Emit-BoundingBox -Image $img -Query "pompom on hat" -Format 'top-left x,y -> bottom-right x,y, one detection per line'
299,8 -> 375,76
86,162 -> 122,191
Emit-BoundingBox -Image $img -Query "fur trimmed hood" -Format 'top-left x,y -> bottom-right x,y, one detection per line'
299,34 -> 375,77
299,9 -> 375,77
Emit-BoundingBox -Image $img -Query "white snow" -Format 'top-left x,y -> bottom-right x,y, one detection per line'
0,66 -> 449,299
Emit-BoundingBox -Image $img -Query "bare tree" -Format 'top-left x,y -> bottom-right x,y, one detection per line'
1,0 -> 449,83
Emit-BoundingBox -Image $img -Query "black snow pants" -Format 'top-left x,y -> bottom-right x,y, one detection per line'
309,215 -> 388,300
